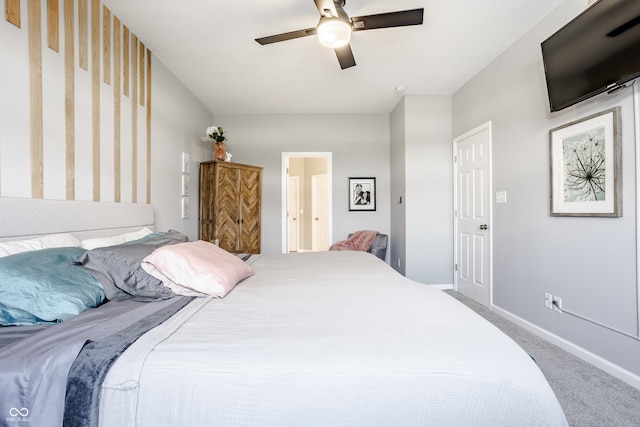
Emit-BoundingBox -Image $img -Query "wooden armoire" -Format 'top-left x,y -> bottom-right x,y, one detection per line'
199,160 -> 262,254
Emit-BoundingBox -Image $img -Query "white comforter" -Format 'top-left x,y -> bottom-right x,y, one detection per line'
100,251 -> 567,426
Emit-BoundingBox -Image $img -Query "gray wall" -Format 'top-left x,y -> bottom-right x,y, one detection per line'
390,100 -> 407,275
452,0 -> 640,379
214,114 -> 391,256
150,57 -> 213,239
390,96 -> 453,284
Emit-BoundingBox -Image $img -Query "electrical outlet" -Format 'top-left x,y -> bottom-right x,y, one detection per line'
552,296 -> 562,312
544,293 -> 553,309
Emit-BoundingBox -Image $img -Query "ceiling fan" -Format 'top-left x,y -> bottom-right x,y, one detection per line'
255,0 -> 424,70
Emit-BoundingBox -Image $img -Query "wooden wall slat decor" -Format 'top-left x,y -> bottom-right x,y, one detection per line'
123,25 -> 130,97
78,0 -> 88,70
7,0 -> 152,204
64,0 -> 75,200
102,5 -> 110,85
131,34 -> 138,202
146,48 -> 152,203
114,16 -> 122,202
5,0 -> 20,28
91,0 -> 100,201
28,1 -> 44,198
47,0 -> 59,52
139,42 -> 145,106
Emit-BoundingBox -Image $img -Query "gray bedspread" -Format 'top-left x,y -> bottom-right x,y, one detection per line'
0,324 -> 50,348
0,296 -> 193,427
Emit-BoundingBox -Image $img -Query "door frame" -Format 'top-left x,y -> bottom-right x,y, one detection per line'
281,152 -> 333,254
452,121 -> 493,307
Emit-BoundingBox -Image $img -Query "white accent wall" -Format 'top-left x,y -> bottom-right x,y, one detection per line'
0,1 -> 212,240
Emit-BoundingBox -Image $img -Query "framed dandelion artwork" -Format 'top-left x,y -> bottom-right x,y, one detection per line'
549,107 -> 621,217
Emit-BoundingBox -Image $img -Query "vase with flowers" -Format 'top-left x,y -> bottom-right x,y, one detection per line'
205,125 -> 228,160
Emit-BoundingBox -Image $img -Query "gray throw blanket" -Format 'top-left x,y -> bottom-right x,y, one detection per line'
63,296 -> 193,427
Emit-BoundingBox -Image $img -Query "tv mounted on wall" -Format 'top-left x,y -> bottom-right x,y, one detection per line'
541,0 -> 640,112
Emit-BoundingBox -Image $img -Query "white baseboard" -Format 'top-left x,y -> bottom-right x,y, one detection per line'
491,304 -> 640,391
431,284 -> 454,290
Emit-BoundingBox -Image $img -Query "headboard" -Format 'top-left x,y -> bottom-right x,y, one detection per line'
0,197 -> 154,242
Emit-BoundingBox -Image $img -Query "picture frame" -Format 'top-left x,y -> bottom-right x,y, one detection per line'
549,107 -> 621,217
349,177 -> 376,211
181,152 -> 191,174
181,197 -> 190,219
181,174 -> 190,196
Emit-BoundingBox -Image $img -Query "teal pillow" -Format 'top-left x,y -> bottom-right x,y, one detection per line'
0,302 -> 48,325
0,247 -> 106,326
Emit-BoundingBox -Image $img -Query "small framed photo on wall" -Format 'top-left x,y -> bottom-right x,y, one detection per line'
181,197 -> 190,219
349,177 -> 376,211
181,174 -> 190,196
181,152 -> 191,174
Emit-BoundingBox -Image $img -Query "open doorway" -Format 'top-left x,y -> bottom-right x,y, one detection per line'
282,153 -> 332,253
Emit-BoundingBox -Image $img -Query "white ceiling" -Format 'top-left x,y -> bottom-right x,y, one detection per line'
101,0 -> 567,115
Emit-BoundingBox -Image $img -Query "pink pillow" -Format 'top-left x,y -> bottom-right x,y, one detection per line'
141,240 -> 254,298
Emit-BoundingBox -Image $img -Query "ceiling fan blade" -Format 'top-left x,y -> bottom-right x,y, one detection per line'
255,27 -> 317,45
351,8 -> 424,32
314,0 -> 339,17
335,44 -> 356,69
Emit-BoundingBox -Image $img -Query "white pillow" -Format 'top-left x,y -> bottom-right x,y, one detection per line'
121,227 -> 154,242
0,233 -> 81,258
81,227 -> 153,249
141,240 -> 254,298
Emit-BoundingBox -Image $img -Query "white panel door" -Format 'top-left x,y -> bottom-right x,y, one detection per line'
287,176 -> 300,252
454,123 -> 492,307
312,174 -> 329,251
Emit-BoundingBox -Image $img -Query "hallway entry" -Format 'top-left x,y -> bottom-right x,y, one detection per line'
282,153 -> 332,253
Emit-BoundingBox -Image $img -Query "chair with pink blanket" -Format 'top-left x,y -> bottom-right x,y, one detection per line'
329,230 -> 388,260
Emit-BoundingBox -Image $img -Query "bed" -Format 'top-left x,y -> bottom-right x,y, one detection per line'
0,197 -> 568,427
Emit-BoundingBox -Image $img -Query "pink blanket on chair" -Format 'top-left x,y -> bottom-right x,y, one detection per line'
329,230 -> 379,252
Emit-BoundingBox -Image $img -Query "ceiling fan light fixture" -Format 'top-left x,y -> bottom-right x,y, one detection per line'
317,17 -> 352,48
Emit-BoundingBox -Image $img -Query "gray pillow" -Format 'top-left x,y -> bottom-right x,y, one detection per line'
76,230 -> 189,300
133,230 -> 190,247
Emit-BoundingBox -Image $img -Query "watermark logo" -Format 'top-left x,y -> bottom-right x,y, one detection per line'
9,409 -> 28,417
6,407 -> 31,423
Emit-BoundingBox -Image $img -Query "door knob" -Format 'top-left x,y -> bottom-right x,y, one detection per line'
480,224 -> 488,230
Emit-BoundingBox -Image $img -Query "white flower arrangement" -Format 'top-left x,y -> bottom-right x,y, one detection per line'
205,126 -> 226,143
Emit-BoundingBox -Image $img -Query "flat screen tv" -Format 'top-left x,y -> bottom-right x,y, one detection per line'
541,0 -> 640,112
